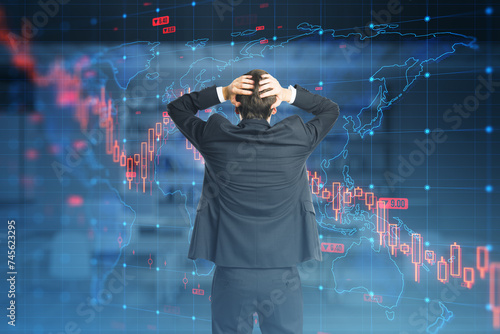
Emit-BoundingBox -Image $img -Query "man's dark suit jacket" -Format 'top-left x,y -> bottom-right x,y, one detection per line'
167,84 -> 340,268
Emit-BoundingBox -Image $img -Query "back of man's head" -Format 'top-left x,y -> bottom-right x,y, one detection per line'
235,69 -> 277,120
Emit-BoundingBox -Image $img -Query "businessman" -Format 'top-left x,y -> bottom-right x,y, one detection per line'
167,69 -> 340,333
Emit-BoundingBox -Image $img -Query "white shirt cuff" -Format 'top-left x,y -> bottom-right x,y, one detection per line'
288,85 -> 297,104
216,86 -> 226,103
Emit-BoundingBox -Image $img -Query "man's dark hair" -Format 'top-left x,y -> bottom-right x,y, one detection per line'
235,69 -> 277,120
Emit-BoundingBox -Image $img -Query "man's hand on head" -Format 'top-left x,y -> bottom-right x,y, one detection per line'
258,74 -> 292,110
223,75 -> 254,107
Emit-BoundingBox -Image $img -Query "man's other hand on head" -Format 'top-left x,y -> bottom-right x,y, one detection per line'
258,74 -> 292,110
223,75 -> 255,107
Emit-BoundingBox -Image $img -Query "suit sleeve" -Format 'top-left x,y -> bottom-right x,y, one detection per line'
166,85 -> 222,151
290,84 -> 340,150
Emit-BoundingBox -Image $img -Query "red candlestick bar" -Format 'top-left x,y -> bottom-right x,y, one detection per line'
477,246 -> 489,279
490,263 -> 500,329
450,242 -> 462,278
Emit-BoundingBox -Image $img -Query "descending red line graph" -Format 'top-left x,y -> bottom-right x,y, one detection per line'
307,169 -> 498,328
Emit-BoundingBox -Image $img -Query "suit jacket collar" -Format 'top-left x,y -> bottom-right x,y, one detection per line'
238,118 -> 271,128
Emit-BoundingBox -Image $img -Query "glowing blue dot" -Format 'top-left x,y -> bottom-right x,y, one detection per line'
123,97 -> 126,101
192,1 -> 196,6
191,47 -> 195,51
123,55 -> 127,60
369,184 -> 374,189
273,36 -> 277,41
319,30 -> 323,35
425,72 -> 430,78
486,66 -> 493,74
319,81 -> 323,86
123,222 -> 126,226
425,241 -> 430,247
192,271 -> 195,275
156,8 -> 160,12
369,291 -> 374,296
156,51 -> 160,55
369,23 -> 374,29
156,94 -> 160,99
156,224 -> 160,228
369,130 -> 374,136
123,180 -> 127,184
123,263 -> 127,267
192,315 -> 196,320
319,234 -> 323,239
192,181 -> 196,186
425,298 -> 430,303
424,16 -> 430,22
156,181 -> 159,185
156,310 -> 160,314
319,285 -> 323,290
60,21 -> 70,31
123,138 -> 127,143
485,185 -> 493,193
369,77 -> 374,82
425,185 -> 430,191
486,304 -> 492,311
424,128 -> 430,134
123,14 -> 127,19
156,267 -> 159,271
156,137 -> 159,141
369,238 -> 374,243
486,126 -> 493,133
486,244 -> 493,251
90,18 -> 97,25
485,7 -> 493,15
123,304 -> 127,309
231,41 -> 234,46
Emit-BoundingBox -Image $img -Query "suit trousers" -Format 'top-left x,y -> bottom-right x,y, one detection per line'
211,265 -> 303,334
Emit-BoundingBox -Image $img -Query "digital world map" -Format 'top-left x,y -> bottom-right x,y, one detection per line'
1,2 -> 498,332
83,22 -> 479,332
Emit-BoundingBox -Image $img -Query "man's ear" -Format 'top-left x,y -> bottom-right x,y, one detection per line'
271,108 -> 277,115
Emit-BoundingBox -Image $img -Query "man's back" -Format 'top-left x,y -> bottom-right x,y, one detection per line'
167,83 -> 340,268
202,114 -> 310,217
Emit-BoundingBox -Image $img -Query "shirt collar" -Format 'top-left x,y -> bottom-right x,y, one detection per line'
238,118 -> 271,128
